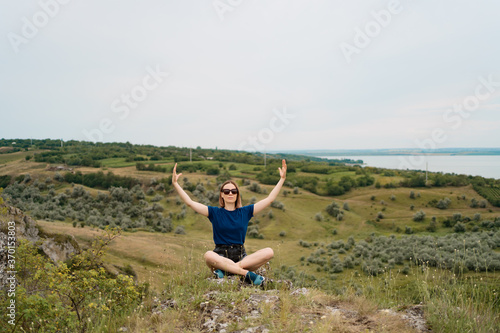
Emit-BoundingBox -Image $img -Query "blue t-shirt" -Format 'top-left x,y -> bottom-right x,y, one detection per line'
207,205 -> 254,245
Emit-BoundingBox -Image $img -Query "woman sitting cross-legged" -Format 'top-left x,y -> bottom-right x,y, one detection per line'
172,159 -> 287,285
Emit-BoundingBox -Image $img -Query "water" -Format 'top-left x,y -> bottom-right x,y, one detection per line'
317,155 -> 500,180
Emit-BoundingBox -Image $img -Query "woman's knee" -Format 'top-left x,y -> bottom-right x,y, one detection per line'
263,247 -> 274,260
204,251 -> 218,263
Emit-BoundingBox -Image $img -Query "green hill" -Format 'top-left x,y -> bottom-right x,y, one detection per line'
1,139 -> 499,332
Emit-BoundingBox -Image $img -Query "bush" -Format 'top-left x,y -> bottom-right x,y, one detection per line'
299,240 -> 312,248
436,197 -> 451,209
470,198 -> 479,208
454,222 -> 466,233
151,194 -> 163,202
249,182 -> 262,193
3,228 -> 141,332
206,166 -> 220,175
315,212 -> 324,222
427,220 -> 437,232
271,201 -> 285,211
174,226 -> 186,235
326,201 -> 340,217
413,210 -> 426,222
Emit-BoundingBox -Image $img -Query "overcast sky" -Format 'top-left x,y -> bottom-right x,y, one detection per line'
1,0 -> 499,152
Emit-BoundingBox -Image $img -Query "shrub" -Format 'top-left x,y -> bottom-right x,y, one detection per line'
299,240 -> 312,248
314,212 -> 324,222
206,166 -> 220,175
454,222 -> 466,233
151,194 -> 163,202
470,198 -> 479,208
436,197 -> 451,209
174,226 -> 186,235
343,202 -> 350,211
413,210 -> 426,222
249,182 -> 262,193
4,228 -> 141,332
329,255 -> 344,273
326,201 -> 340,217
271,201 -> 285,211
427,220 -> 437,232
409,191 -> 415,199
247,226 -> 260,238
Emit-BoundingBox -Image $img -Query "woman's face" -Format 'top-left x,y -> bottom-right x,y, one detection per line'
221,183 -> 238,204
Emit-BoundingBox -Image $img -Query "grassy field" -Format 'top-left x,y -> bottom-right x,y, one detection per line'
3,155 -> 500,332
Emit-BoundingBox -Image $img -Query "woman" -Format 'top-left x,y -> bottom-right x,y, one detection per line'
172,159 -> 287,285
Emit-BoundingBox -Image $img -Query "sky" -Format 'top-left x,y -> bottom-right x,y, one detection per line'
1,0 -> 499,152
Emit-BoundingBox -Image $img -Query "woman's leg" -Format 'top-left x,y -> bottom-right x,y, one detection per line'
237,247 -> 274,272
204,251 -> 248,276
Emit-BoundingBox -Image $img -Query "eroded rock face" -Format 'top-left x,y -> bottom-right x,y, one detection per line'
0,204 -> 79,286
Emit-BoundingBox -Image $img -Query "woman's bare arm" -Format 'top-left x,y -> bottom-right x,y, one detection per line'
172,163 -> 209,217
254,159 -> 287,215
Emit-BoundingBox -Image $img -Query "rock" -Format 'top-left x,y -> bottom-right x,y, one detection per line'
0,204 -> 79,287
247,293 -> 279,308
378,305 -> 431,332
152,298 -> 177,315
402,305 -> 431,332
291,287 -> 309,296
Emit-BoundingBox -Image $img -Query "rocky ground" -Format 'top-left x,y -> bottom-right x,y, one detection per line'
149,276 -> 432,333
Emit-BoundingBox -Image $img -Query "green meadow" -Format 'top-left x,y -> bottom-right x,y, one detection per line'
1,140 -> 499,332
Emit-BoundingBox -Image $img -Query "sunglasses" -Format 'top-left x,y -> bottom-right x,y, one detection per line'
221,188 -> 238,195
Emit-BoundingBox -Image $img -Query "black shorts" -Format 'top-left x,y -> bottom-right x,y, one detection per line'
214,244 -> 247,263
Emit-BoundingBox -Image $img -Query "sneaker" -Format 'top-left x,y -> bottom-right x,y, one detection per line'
245,271 -> 265,286
213,269 -> 225,279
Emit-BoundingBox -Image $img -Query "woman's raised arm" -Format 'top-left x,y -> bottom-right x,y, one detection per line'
172,163 -> 209,217
253,159 -> 287,215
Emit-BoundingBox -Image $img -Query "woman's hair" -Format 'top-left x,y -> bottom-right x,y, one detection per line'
218,180 -> 242,208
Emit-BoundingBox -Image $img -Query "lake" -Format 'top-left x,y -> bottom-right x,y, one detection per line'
316,155 -> 500,180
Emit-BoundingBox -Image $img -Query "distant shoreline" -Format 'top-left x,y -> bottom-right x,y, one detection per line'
273,148 -> 500,157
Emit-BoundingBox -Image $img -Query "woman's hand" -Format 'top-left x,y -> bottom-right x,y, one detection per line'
278,159 -> 287,179
172,163 -> 182,185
